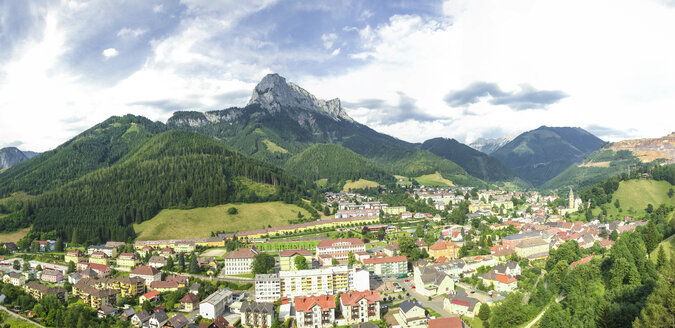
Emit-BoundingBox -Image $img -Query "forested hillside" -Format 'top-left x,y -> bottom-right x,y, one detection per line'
542,149 -> 641,191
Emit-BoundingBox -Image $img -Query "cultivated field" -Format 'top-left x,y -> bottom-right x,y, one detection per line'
414,172 -> 455,187
134,201 -> 313,240
343,179 -> 379,191
0,228 -> 30,244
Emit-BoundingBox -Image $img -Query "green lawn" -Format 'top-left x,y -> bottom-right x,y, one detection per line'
593,179 -> 675,219
652,233 -> 675,264
134,201 -> 313,240
343,179 -> 379,191
414,172 -> 454,187
462,316 -> 485,328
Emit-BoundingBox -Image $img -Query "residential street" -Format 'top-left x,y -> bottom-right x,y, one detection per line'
390,277 -> 455,318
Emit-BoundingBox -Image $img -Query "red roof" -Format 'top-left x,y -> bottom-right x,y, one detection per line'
180,293 -> 200,304
496,274 -> 517,284
430,240 -> 459,251
435,256 -> 448,264
339,290 -> 381,306
279,249 -> 312,257
150,281 -> 179,289
570,256 -> 593,269
316,238 -> 365,249
294,295 -> 335,312
141,290 -> 160,300
362,256 -> 407,265
131,265 -> 160,276
428,317 -> 464,328
451,299 -> 470,307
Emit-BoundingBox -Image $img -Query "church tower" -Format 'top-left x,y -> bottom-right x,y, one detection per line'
568,187 -> 574,209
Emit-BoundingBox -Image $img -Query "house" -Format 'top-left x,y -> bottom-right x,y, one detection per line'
65,250 -> 84,264
166,275 -> 190,288
3,242 -> 18,252
130,265 -> 162,286
120,308 -> 136,321
240,302 -> 275,328
113,276 -> 146,298
3,272 -> 26,286
501,232 -> 541,248
428,317 -> 465,328
131,310 -> 151,327
200,288 -> 233,319
254,273 -> 280,303
77,262 -> 111,277
428,240 -> 460,260
140,290 -> 160,304
316,238 -> 366,261
224,246 -> 260,275
279,249 -> 313,271
189,283 -> 201,296
97,304 -> 118,318
72,278 -> 119,309
479,271 -> 518,292
414,239 -> 428,252
32,240 -> 55,252
168,314 -> 189,328
494,261 -> 521,276
180,293 -> 200,312
148,310 -> 169,328
397,300 -> 427,328
150,281 -> 180,292
40,269 -> 63,283
362,256 -> 408,277
88,245 -> 116,258
294,295 -> 336,328
159,248 -> 176,258
148,256 -> 167,268
23,281 -> 66,301
412,265 -> 455,297
89,252 -> 110,266
514,238 -> 549,260
339,290 -> 381,325
211,316 -> 230,328
382,242 -> 399,257
117,253 -> 138,269
443,289 -> 481,317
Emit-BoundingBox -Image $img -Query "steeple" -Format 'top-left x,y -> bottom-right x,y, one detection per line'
568,187 -> 574,209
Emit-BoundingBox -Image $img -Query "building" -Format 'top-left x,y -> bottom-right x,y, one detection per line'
501,232 -> 541,248
150,281 -> 180,293
89,251 -> 110,266
88,245 -> 116,258
224,246 -> 260,275
117,253 -> 138,269
279,249 -> 313,271
428,241 -> 460,260
494,261 -> 521,276
200,288 -> 233,319
254,274 -> 280,303
149,310 -> 169,328
240,302 -> 275,328
65,250 -> 84,264
40,269 -> 63,283
443,290 -> 481,318
77,262 -> 111,277
72,278 -> 119,309
98,304 -> 119,319
129,265 -> 162,286
514,238 -> 549,260
113,276 -> 146,298
166,275 -> 190,288
362,256 -> 407,277
339,290 -> 381,325
397,300 -> 427,328
131,311 -> 151,327
294,295 -> 336,328
148,256 -> 167,268
412,265 -> 454,297
316,239 -> 366,261
428,317 -> 465,328
278,266 -> 359,299
382,206 -> 406,215
140,290 -> 160,304
479,271 -> 518,292
3,272 -> 26,286
180,293 -> 200,312
24,281 -> 66,301
168,314 -> 189,328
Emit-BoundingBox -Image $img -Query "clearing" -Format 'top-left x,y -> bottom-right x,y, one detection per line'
262,139 -> 288,153
652,233 -> 675,264
592,179 -> 674,218
0,228 -> 30,244
415,172 -> 454,187
343,179 -> 379,191
134,201 -> 313,240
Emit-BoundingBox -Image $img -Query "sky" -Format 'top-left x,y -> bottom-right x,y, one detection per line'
1,0 -> 674,152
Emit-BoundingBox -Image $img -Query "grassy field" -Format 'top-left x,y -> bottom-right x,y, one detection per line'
343,179 -> 379,191
592,179 -> 675,218
414,172 -> 454,187
0,311 -> 36,328
0,228 -> 30,244
652,233 -> 674,264
134,201 -> 313,240
262,139 -> 288,153
315,178 -> 328,187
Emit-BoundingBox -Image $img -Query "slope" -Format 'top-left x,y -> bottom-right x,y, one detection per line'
541,149 -> 640,191
492,126 -> 605,186
284,144 -> 393,185
0,147 -> 28,170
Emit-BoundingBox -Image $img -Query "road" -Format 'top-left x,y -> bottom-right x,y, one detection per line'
391,277 -> 455,318
522,294 -> 565,328
0,305 -> 46,328
522,269 -> 546,305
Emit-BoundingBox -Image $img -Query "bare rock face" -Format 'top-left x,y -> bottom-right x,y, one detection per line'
609,132 -> 675,163
248,73 -> 353,121
0,147 -> 29,170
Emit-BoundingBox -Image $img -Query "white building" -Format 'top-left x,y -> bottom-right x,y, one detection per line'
129,265 -> 162,286
199,288 -> 233,319
223,246 -> 260,275
254,274 -> 281,303
315,239 -> 366,261
279,266 -> 356,299
354,270 -> 370,292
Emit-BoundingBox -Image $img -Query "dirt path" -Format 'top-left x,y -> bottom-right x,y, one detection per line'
0,305 -> 46,328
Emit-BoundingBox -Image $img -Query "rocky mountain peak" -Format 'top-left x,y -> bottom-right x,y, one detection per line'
248,73 -> 353,121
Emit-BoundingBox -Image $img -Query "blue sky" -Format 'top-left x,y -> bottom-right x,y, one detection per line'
1,0 -> 675,151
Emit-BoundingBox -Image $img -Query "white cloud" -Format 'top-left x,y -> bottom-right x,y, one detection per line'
152,4 -> 163,13
321,33 -> 337,49
102,47 -> 118,58
117,27 -> 147,38
330,48 -> 340,56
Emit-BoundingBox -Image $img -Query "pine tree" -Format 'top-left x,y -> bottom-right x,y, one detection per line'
189,253 -> 200,274
656,245 -> 667,269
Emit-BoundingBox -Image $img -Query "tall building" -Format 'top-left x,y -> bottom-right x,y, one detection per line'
254,274 -> 281,303
279,266 -> 362,299
295,295 -> 336,328
339,290 -> 382,325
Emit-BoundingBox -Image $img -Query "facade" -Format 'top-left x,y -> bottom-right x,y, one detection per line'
148,256 -> 167,268
224,246 -> 260,275
240,302 -> 275,328
514,238 -> 549,260
140,290 -> 160,304
479,272 -> 518,292
129,265 -> 162,286
443,291 -> 481,318
40,269 -> 63,283
413,265 -> 455,297
180,293 -> 200,312
200,288 -> 233,319
279,249 -> 313,271
113,276 -> 145,298
339,290 -> 381,325
397,300 -> 427,328
89,251 -> 110,265
117,253 -> 138,269
294,295 -> 336,328
254,274 -> 280,303
316,239 -> 366,261
362,256 -> 407,277
3,272 -> 26,286
428,241 -> 460,260
72,278 -> 119,309
150,281 -> 180,292
65,249 -> 84,264
87,245 -> 116,258
278,266 -> 356,299
24,281 -> 66,301
501,232 -> 541,248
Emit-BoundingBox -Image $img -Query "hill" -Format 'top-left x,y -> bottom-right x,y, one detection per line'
469,136 -> 514,154
609,179 -> 674,214
492,126 -> 605,186
284,144 -> 393,185
4,130 -> 312,244
608,132 -> 674,163
541,149 -> 640,191
420,137 -> 526,185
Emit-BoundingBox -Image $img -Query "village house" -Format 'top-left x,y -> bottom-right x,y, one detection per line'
97,304 -> 118,319
87,244 -> 116,258
413,265 -> 455,297
89,251 -> 110,266
131,310 -> 151,327
24,281 -> 66,301
166,275 -> 190,288
494,261 -> 521,276
117,253 -> 138,269
72,278 -> 119,309
224,246 -> 260,275
3,272 -> 26,286
240,302 -> 275,328
149,281 -> 180,293
130,265 -> 162,286
514,238 -> 549,260
428,317 -> 466,328
362,256 -> 408,277
148,310 -> 169,328
113,276 -> 146,298
294,295 -> 336,328
148,255 -> 167,268
316,238 -> 366,262
339,290 -> 381,325
444,289 -> 481,318
428,240 -> 460,260
200,288 -> 233,319
64,249 -> 84,264
139,290 -> 160,304
396,300 -> 427,328
180,293 -> 200,312
479,271 -> 518,292
40,269 -> 63,283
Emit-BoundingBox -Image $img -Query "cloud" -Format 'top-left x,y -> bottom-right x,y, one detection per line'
321,33 -> 337,49
2,140 -> 23,148
128,99 -> 205,113
117,28 -> 147,38
444,82 -> 568,110
344,92 -> 440,125
102,48 -> 118,58
585,124 -> 639,140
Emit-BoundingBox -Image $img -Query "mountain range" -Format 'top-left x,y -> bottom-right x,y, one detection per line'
0,147 -> 38,170
469,136 -> 515,154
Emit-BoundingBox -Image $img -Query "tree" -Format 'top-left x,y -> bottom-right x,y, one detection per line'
189,253 -> 200,274
646,203 -> 654,213
22,261 -> 30,272
178,252 -> 185,268
228,207 -> 238,215
12,260 -> 20,270
294,256 -> 309,270
377,228 -> 386,241
348,251 -> 357,265
642,221 -> 659,255
656,245 -> 668,269
331,258 -> 339,266
610,230 -> 619,241
478,303 -> 491,321
166,255 -> 174,269
614,199 -> 620,208
142,299 -> 154,313
252,252 -> 275,274
67,261 -> 76,273
35,264 -> 42,271
668,188 -> 674,198
54,238 -> 63,252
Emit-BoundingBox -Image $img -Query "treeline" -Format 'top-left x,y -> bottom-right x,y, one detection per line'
7,131 -> 314,245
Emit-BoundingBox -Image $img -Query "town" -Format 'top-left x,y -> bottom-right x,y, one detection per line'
0,185 -> 651,328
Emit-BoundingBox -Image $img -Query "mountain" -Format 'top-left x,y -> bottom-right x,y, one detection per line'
469,136 -> 514,154
491,126 -> 605,186
284,144 -> 393,185
168,73 -> 486,187
541,149 -> 640,191
0,147 -> 28,170
608,132 -> 674,164
420,137 -> 525,185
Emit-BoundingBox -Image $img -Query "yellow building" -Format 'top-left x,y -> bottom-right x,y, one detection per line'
515,238 -> 549,260
116,253 -> 138,269
113,276 -> 145,298
279,249 -> 313,271
429,241 -> 460,260
72,278 -> 119,309
89,252 -> 110,265
469,203 -> 492,213
64,250 -> 84,264
382,206 -> 406,215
